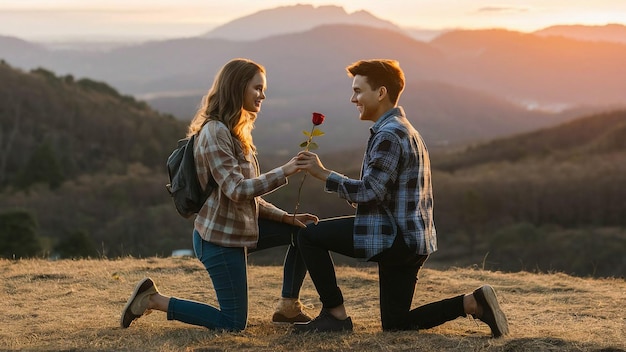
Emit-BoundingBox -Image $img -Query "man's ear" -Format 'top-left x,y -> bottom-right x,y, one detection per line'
378,86 -> 387,101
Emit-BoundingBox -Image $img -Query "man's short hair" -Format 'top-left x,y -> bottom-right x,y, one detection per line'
346,59 -> 405,105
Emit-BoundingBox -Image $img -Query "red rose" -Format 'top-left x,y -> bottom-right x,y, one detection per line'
292,112 -> 326,225
312,112 -> 325,126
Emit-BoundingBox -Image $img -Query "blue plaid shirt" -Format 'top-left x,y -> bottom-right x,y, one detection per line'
325,107 -> 437,259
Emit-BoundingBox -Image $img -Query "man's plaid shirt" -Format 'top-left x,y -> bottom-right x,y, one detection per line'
325,107 -> 438,259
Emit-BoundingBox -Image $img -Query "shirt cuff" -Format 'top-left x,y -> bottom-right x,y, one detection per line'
270,166 -> 288,186
325,171 -> 344,193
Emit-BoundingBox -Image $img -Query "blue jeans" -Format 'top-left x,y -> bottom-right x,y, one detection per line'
167,219 -> 306,330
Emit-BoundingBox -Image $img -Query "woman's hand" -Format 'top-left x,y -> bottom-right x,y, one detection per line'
281,156 -> 301,177
282,213 -> 319,228
296,151 -> 331,181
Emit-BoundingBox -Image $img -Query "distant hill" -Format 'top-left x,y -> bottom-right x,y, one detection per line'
430,29 -> 626,107
0,35 -> 47,55
534,23 -> 626,44
403,27 -> 451,42
0,35 -> 51,69
433,109 -> 626,171
203,4 -> 404,40
0,62 -> 186,189
147,78 -> 577,154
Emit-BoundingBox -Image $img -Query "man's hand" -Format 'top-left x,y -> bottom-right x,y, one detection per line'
296,151 -> 332,181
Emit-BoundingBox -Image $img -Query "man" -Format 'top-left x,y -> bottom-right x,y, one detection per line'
293,59 -> 509,337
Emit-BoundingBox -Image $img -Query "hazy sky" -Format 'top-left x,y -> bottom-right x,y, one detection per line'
1,0 -> 625,41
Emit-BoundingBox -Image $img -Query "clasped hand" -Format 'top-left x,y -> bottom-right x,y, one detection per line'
295,151 -> 329,181
282,151 -> 328,179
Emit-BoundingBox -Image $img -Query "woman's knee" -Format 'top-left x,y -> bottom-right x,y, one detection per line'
227,320 -> 247,332
215,310 -> 248,331
228,310 -> 248,331
211,321 -> 246,332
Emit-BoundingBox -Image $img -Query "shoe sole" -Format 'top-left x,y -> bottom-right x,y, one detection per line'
291,313 -> 353,334
272,312 -> 313,324
481,285 -> 509,337
120,277 -> 154,328
291,325 -> 353,334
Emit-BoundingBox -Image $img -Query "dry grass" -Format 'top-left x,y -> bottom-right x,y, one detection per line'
1,257 -> 624,352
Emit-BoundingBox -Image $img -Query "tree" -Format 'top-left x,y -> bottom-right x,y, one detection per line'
460,189 -> 487,255
54,230 -> 100,259
0,209 -> 42,258
0,95 -> 21,189
16,142 -> 64,190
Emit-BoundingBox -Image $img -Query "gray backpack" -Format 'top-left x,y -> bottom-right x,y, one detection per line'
165,134 -> 216,218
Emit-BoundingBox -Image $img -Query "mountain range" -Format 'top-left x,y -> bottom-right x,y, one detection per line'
202,4 -> 402,40
1,4 -> 625,152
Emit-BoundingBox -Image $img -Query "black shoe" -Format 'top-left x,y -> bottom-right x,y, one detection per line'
472,285 -> 509,338
292,308 -> 353,333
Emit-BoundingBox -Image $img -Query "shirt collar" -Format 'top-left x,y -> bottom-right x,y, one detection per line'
370,106 -> 405,135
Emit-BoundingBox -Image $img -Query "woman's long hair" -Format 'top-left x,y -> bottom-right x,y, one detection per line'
187,58 -> 264,155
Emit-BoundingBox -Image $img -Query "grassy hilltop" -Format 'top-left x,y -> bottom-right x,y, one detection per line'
1,258 -> 624,352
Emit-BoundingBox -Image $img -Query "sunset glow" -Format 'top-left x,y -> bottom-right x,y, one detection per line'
0,0 -> 625,41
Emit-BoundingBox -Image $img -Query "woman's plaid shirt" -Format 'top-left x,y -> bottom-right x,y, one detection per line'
193,121 -> 288,248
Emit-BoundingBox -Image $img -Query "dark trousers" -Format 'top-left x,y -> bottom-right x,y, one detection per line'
249,218 -> 307,299
297,216 -> 466,331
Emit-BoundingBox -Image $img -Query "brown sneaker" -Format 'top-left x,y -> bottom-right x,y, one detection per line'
472,285 -> 509,338
120,277 -> 158,328
271,298 -> 313,323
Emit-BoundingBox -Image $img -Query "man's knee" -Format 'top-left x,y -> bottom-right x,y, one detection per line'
296,226 -> 313,247
381,312 -> 416,331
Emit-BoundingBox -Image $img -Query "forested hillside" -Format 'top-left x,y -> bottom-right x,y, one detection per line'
0,62 -> 624,277
0,60 -> 185,189
428,111 -> 626,276
434,110 -> 626,171
0,62 -> 192,259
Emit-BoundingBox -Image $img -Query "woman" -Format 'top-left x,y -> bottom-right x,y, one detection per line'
121,58 -> 317,331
